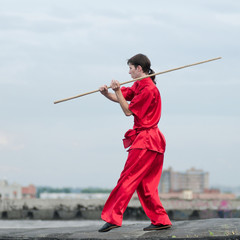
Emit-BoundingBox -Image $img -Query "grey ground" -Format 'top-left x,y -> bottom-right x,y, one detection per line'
0,218 -> 239,240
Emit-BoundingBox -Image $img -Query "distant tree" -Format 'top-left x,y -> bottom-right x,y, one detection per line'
36,186 -> 111,198
81,187 -> 112,193
36,187 -> 72,198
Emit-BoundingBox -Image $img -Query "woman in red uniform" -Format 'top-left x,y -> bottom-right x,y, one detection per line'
98,54 -> 172,232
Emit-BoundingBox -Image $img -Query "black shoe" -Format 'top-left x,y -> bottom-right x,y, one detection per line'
98,222 -> 120,232
143,223 -> 172,231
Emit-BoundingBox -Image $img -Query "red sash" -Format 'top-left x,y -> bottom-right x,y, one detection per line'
123,126 -> 157,149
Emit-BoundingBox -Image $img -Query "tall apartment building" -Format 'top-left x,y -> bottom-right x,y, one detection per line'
159,167 -> 209,193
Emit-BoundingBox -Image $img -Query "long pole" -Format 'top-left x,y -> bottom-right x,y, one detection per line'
54,57 -> 221,104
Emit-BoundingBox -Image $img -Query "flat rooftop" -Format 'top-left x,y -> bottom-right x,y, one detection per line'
0,218 -> 239,239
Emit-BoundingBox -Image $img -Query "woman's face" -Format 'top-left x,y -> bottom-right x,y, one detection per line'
128,64 -> 141,79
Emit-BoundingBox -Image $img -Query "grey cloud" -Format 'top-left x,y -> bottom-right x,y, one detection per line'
0,0 -> 239,188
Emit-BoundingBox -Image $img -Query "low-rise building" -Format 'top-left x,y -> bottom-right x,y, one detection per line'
0,180 -> 36,199
0,180 -> 22,199
22,184 -> 36,199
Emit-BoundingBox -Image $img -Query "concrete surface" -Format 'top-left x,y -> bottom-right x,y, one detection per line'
0,218 -> 239,239
1,198 -> 240,221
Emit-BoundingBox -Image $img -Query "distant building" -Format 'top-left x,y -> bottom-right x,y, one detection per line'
40,192 -> 109,200
0,180 -> 22,199
22,184 -> 36,199
0,180 -> 36,199
158,167 -> 236,200
159,190 -> 236,200
159,167 -> 209,193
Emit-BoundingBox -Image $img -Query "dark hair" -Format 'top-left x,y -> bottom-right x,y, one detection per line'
127,53 -> 156,84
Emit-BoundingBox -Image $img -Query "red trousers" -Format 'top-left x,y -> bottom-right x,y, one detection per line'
101,149 -> 172,226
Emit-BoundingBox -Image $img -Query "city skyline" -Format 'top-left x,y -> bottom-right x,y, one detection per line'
1,164 -> 240,191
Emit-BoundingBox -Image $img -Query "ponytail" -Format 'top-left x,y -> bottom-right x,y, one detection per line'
149,68 -> 156,84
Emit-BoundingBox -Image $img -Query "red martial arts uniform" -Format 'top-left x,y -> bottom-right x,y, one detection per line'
101,77 -> 172,226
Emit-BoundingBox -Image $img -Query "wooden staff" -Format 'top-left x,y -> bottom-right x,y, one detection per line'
54,57 -> 221,104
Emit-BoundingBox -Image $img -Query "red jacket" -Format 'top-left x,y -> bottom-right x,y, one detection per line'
121,77 -> 166,153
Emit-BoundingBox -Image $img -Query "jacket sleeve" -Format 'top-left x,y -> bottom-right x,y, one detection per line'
121,86 -> 135,101
129,88 -> 153,119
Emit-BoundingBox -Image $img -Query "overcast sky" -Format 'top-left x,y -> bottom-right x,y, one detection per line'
0,0 -> 239,189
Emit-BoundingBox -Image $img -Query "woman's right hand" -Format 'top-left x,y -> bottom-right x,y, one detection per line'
99,85 -> 108,96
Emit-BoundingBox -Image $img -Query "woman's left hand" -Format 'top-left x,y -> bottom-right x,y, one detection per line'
110,80 -> 120,92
